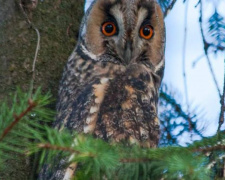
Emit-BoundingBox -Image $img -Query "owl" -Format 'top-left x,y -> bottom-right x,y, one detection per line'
39,0 -> 165,179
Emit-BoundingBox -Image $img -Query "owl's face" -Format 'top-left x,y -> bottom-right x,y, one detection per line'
78,0 -> 165,77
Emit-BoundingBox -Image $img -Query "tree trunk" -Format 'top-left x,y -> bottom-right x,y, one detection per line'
0,0 -> 84,179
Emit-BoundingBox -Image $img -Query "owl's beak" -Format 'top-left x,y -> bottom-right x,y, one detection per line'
123,40 -> 132,65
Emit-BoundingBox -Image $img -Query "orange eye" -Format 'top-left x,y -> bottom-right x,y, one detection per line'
140,25 -> 154,40
101,22 -> 117,36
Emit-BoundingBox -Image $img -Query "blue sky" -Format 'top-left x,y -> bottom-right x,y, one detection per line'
84,0 -> 224,138
164,0 -> 224,137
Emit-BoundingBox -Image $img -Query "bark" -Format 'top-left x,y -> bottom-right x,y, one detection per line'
0,0 -> 84,179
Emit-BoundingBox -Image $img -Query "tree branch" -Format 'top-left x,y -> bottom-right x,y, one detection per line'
164,0 -> 177,17
38,143 -> 80,154
37,143 -> 152,163
120,158 -> 151,163
0,99 -> 36,141
182,0 -> 192,132
194,144 -> 225,153
218,57 -> 225,132
199,0 -> 221,97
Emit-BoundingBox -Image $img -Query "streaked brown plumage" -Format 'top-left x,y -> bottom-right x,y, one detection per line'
39,0 -> 165,179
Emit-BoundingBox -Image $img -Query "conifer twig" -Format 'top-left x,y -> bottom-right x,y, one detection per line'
37,143 -> 80,154
164,0 -> 177,17
120,158 -> 151,163
199,0 -> 221,97
0,99 -> 36,141
194,144 -> 225,153
38,143 -> 152,163
218,58 -> 225,132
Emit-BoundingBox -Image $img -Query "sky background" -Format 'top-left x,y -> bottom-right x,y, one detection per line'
84,0 -> 224,138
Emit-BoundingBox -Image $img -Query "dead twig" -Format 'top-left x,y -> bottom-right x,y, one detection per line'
18,0 -> 40,95
66,23 -> 73,37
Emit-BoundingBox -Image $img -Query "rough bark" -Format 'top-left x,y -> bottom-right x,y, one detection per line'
0,0 -> 84,179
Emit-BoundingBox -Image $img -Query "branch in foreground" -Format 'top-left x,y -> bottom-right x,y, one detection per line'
0,99 -> 36,141
37,143 -> 150,164
37,139 -> 225,165
38,143 -> 79,154
194,144 -> 225,153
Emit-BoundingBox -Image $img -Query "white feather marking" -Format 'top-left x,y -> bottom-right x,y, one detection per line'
83,126 -> 90,133
86,116 -> 92,124
100,77 -> 109,84
90,106 -> 98,114
81,24 -> 86,37
81,44 -> 98,60
155,59 -> 164,73
63,163 -> 77,180
95,97 -> 100,104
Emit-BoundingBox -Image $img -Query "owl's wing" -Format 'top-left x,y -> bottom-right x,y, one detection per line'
54,54 -> 101,133
39,52 -> 111,179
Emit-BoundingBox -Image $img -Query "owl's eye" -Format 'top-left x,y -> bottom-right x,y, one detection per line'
101,22 -> 117,36
140,25 -> 154,40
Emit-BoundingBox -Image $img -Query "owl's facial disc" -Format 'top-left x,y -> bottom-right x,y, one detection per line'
82,0 -> 165,69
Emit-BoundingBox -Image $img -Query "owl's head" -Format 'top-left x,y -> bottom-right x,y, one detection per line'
77,0 -> 165,76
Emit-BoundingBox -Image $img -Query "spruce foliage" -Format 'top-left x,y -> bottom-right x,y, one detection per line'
208,10 -> 225,52
0,88 -> 225,179
0,88 -> 54,170
159,84 -> 204,146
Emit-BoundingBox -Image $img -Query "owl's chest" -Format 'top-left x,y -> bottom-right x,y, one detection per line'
60,59 -> 159,146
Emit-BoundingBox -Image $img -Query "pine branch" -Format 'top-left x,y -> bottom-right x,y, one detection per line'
194,145 -> 225,153
0,87 -> 224,179
0,99 -> 36,141
37,143 -> 150,163
0,87 -> 53,172
120,158 -> 151,163
37,143 -> 82,155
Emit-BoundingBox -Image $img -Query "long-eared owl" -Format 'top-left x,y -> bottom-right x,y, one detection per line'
40,0 -> 165,179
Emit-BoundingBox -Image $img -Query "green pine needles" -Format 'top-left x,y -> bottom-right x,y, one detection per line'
0,88 -> 225,179
0,88 -> 54,169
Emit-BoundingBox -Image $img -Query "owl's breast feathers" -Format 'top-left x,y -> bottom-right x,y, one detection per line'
55,52 -> 160,147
